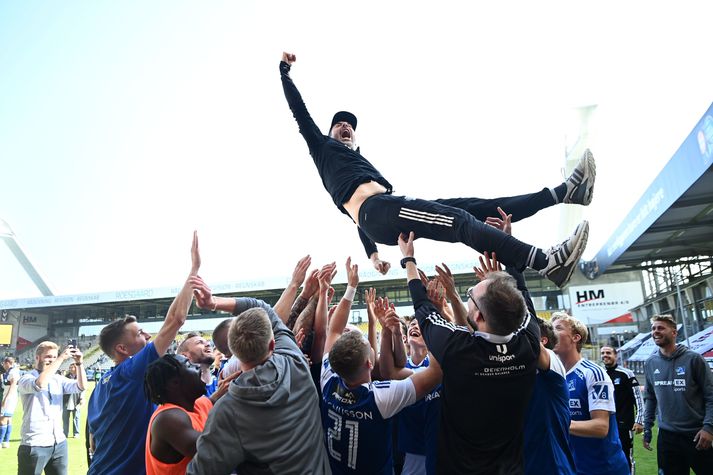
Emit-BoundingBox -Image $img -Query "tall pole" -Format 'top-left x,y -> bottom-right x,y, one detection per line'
0,218 -> 54,296
674,275 -> 691,347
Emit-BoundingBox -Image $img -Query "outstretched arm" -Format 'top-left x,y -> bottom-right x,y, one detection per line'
435,263 -> 468,326
311,263 -> 337,362
154,232 -> 201,356
285,269 -> 318,330
280,52 -> 325,153
323,258 -> 359,354
398,232 -> 461,365
376,300 -> 414,381
273,255 -> 312,324
364,288 -> 379,362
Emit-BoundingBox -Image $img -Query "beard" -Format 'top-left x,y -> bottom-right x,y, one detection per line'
196,355 -> 214,365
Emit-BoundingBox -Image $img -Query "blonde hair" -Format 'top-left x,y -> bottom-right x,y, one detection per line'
650,314 -> 677,329
329,331 -> 371,382
35,341 -> 59,357
551,312 -> 588,352
228,308 -> 273,365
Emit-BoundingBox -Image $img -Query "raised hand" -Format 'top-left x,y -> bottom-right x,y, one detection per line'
427,279 -> 446,307
474,251 -> 502,281
282,52 -> 296,64
484,207 -> 512,235
317,262 -> 337,293
435,263 -> 457,296
398,232 -> 415,257
373,297 -> 394,324
290,255 -> 312,288
346,257 -> 359,287
190,231 -> 201,274
190,275 -> 215,310
364,288 -> 376,311
302,269 -> 319,299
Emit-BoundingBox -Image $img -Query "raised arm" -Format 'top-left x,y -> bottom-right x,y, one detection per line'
292,296 -> 318,338
323,257 -> 359,354
398,232 -> 460,365
34,346 -> 74,390
273,255 -> 312,324
286,269 -> 319,329
364,288 -> 379,361
435,264 -> 467,325
375,299 -> 414,381
192,275 -> 299,355
312,262 -> 337,361
153,231 -> 201,356
280,52 -> 325,153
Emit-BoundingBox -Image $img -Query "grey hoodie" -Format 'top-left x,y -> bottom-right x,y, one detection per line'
187,298 -> 331,475
643,344 -> 713,441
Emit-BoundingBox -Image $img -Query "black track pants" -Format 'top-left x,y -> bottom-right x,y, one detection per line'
358,194 -> 540,270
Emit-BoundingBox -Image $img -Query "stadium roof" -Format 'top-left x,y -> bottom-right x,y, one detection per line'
582,102 -> 713,278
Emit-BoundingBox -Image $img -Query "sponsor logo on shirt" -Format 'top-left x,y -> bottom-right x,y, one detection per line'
496,344 -> 508,354
591,383 -> 609,401
334,385 -> 357,405
488,353 -> 515,363
674,379 -> 686,387
654,369 -> 661,374
614,377 -> 621,385
569,398 -> 581,409
676,366 -> 685,376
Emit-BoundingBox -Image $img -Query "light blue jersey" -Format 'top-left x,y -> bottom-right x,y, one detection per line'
566,359 -> 629,475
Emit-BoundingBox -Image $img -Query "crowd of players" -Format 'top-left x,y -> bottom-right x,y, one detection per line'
4,225 -> 712,475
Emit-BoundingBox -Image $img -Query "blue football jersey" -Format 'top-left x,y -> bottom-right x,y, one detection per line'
397,356 -> 429,456
321,354 -> 416,475
566,359 -> 629,475
523,350 -> 576,475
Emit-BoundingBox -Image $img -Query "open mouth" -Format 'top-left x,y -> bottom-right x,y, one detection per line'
408,330 -> 421,338
340,130 -> 351,139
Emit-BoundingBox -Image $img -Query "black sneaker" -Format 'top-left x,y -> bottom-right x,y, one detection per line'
539,221 -> 589,288
564,149 -> 596,205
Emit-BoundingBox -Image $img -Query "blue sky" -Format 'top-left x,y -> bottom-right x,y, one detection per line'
2,1 -> 712,298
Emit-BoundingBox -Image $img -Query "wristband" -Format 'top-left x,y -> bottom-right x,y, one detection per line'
210,300 -> 218,312
400,257 -> 416,268
343,286 -> 357,302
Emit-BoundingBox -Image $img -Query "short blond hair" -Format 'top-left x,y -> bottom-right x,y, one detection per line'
551,312 -> 588,352
35,341 -> 59,357
329,331 -> 371,382
228,308 -> 273,365
650,314 -> 677,329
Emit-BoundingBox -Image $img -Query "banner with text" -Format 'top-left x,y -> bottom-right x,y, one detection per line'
569,282 -> 644,325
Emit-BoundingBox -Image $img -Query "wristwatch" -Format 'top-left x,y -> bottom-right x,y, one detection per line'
400,257 -> 416,268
